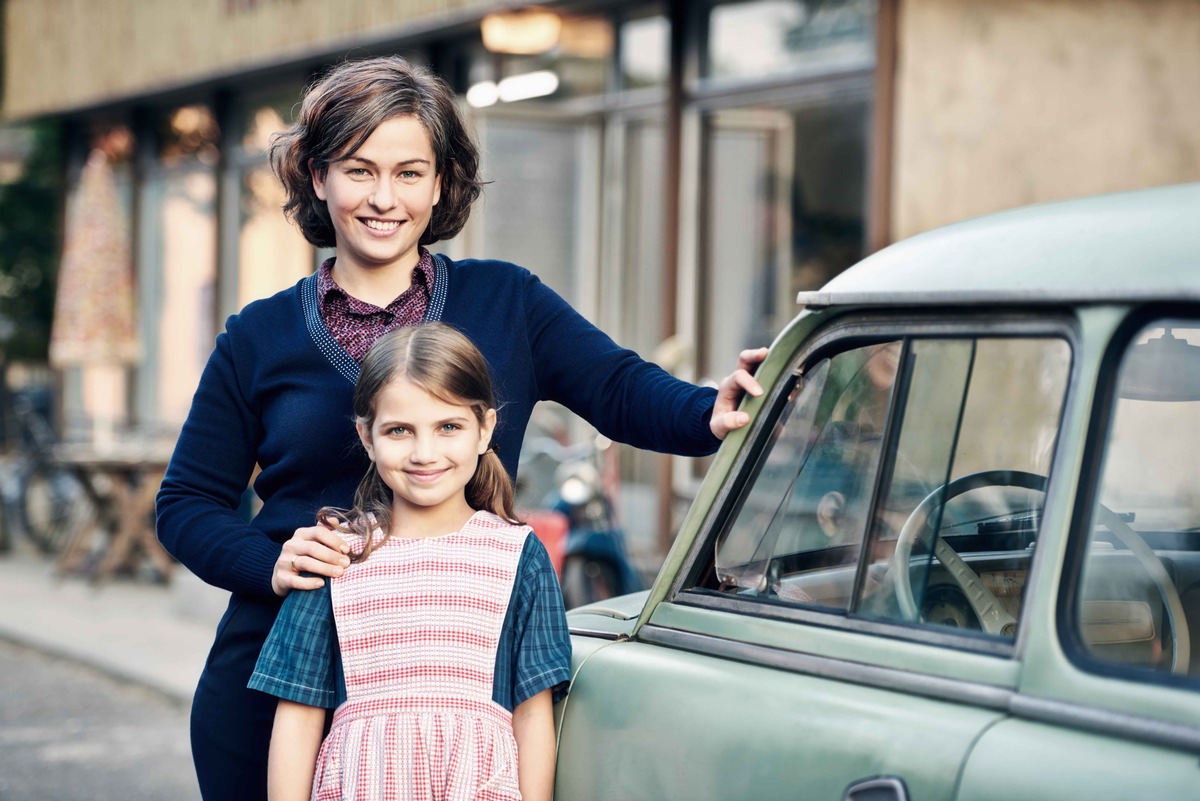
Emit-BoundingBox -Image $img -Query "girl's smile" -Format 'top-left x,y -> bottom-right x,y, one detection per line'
404,467 -> 450,483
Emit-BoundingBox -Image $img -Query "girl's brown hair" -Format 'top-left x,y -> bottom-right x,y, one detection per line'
270,56 -> 482,248
321,322 -> 518,562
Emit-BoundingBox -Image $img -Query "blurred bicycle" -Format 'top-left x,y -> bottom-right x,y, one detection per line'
2,388 -> 88,555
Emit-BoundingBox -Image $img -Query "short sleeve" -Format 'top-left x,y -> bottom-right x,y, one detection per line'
247,578 -> 343,708
509,535 -> 572,709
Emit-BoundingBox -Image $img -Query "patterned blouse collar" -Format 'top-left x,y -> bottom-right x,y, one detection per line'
315,248 -> 435,316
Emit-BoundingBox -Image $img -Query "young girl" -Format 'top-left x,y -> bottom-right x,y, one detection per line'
250,322 -> 569,801
156,55 -> 763,801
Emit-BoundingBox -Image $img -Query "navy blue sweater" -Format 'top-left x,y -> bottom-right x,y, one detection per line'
156,255 -> 719,602
162,256 -> 721,798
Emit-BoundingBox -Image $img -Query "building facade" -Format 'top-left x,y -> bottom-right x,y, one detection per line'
3,0 -> 1198,560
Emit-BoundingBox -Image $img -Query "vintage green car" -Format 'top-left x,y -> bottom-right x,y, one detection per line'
553,183 -> 1200,800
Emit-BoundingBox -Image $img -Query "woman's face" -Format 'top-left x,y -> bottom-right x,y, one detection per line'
312,115 -> 441,276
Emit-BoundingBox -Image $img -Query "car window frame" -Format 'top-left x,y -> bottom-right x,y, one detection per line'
672,309 -> 1079,658
1058,304 -> 1200,691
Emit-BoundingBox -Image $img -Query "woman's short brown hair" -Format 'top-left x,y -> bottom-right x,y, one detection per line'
270,56 -> 482,248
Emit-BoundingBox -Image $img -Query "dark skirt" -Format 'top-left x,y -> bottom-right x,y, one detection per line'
190,593 -> 281,801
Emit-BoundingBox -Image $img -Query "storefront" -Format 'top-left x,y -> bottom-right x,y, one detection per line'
4,0 -> 1196,562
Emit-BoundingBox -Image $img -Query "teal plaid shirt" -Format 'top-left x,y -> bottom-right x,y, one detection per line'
248,534 -> 571,712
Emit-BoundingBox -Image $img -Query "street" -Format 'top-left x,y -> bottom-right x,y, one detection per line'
0,638 -> 199,801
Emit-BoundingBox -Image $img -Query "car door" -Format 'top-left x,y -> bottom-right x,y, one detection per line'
556,317 -> 1075,801
957,313 -> 1200,800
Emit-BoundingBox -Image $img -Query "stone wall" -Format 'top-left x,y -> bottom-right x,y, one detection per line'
892,0 -> 1200,238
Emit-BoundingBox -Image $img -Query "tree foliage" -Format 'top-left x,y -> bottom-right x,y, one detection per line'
0,122 -> 62,361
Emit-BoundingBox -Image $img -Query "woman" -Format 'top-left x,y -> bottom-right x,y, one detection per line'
156,55 -> 764,801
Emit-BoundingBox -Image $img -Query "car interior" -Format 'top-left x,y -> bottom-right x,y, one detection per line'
697,324 -> 1200,680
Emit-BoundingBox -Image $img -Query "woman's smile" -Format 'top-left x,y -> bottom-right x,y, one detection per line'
362,218 -> 403,234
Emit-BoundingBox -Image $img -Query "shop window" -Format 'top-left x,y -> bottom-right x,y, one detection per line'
694,0 -> 877,495
239,93 -> 295,155
234,94 -> 313,308
615,118 -> 670,563
459,4 -> 671,565
159,105 -> 220,167
468,11 -> 614,107
620,8 -> 669,90
138,105 -> 219,429
471,115 -> 586,302
54,124 -> 138,443
705,0 -> 877,82
237,164 -> 313,307
701,95 -> 870,383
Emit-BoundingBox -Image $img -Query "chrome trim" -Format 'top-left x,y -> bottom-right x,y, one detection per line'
639,624 -> 1014,711
568,626 -> 622,641
797,289 -> 1200,309
675,592 -> 1014,657
1010,694 -> 1200,755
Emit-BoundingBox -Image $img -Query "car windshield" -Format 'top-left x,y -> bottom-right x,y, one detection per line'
1073,321 -> 1200,678
1098,325 -> 1200,534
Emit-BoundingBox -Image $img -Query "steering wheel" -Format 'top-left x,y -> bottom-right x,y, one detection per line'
1092,504 -> 1190,674
890,469 -> 1190,674
892,470 -> 1043,637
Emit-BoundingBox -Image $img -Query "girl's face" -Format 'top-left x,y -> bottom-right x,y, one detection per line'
312,115 -> 441,276
357,378 -> 496,532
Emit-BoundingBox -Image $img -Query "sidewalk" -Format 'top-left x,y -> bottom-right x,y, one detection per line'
0,543 -> 229,703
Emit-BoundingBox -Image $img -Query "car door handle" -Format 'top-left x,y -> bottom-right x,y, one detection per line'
842,776 -> 909,801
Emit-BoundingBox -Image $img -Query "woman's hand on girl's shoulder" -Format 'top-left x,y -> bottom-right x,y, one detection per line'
709,347 -> 768,440
271,518 -> 352,597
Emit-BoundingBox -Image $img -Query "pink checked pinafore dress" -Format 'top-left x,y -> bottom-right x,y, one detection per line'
312,511 -> 530,801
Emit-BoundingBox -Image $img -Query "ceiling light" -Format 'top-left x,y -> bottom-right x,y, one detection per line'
497,70 -> 560,102
466,81 -> 500,108
481,7 -> 561,55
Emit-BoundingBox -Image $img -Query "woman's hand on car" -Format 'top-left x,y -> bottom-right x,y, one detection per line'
710,347 -> 768,440
271,518 -> 351,597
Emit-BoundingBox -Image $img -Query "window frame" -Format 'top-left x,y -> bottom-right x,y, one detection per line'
1058,304 -> 1200,691
694,0 -> 879,97
671,310 -> 1078,658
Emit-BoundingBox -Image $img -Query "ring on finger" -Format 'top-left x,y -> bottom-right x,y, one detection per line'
291,557 -> 298,572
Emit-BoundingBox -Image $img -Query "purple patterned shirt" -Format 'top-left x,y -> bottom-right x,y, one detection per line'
315,249 -> 436,363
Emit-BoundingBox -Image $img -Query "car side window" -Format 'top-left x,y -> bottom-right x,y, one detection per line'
706,333 -> 1071,642
855,338 -> 1069,637
713,341 -> 901,609
1069,321 -> 1200,680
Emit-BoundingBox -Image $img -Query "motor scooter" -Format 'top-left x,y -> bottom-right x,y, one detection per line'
518,435 -> 641,609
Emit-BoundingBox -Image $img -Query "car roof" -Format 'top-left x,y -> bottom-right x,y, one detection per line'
798,182 -> 1200,309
